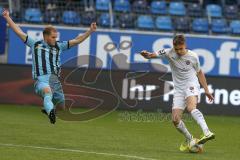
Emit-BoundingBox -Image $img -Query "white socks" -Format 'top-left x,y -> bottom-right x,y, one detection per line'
176,120 -> 192,141
175,109 -> 211,140
191,109 -> 210,136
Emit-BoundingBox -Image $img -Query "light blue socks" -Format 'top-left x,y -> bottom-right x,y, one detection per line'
43,93 -> 54,115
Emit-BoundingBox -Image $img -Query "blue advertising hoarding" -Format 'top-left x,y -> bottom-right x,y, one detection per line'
0,16 -> 6,54
8,24 -> 240,77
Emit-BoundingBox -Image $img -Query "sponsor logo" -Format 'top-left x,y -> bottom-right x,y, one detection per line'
121,78 -> 157,101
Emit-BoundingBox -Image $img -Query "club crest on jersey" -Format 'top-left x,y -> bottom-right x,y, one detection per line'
186,60 -> 190,65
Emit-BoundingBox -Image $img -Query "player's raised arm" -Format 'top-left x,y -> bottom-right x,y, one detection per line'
140,50 -> 158,59
140,48 -> 168,59
69,22 -> 97,48
2,9 -> 27,42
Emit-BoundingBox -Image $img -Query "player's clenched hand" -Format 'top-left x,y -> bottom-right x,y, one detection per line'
140,50 -> 151,59
2,9 -> 9,18
205,92 -> 214,102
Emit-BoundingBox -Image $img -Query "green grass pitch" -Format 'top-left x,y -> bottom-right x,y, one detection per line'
0,104 -> 240,160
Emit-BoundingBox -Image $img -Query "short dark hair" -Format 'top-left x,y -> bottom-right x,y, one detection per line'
173,35 -> 185,46
43,25 -> 57,36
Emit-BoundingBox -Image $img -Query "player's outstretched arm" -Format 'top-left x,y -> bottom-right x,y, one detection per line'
69,22 -> 97,48
140,50 -> 158,59
197,70 -> 214,102
2,9 -> 27,42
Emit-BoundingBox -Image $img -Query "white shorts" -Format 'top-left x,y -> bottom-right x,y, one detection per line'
172,84 -> 200,110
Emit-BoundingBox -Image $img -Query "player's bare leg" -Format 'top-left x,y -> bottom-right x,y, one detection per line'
172,109 -> 192,141
172,108 -> 193,151
186,96 -> 215,144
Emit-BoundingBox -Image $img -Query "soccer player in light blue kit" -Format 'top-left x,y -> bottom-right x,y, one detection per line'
2,9 -> 97,124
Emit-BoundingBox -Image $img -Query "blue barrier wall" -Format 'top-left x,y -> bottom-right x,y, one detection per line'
0,16 -> 6,54
8,24 -> 240,77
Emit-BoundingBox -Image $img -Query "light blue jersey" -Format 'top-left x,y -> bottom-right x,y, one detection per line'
24,36 -> 70,79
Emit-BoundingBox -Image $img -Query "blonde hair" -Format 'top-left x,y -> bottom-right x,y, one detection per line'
43,25 -> 57,36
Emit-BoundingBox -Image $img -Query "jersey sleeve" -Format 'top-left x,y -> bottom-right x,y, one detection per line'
57,41 -> 70,51
154,48 -> 170,58
193,54 -> 201,72
24,36 -> 36,47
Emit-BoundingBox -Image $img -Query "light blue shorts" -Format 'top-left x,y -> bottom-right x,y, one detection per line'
34,74 -> 65,105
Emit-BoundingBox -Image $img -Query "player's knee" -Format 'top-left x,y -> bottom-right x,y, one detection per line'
172,115 -> 181,126
43,87 -> 52,94
186,106 -> 196,113
42,87 -> 52,97
172,119 -> 180,126
186,96 -> 198,112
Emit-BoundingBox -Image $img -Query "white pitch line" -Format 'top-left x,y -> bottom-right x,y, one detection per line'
0,143 -> 157,160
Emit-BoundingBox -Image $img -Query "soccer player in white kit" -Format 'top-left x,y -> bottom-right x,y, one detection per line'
140,35 -> 215,151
